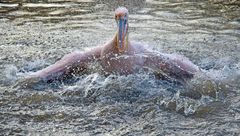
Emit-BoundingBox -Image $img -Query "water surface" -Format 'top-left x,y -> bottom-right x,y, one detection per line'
0,0 -> 240,135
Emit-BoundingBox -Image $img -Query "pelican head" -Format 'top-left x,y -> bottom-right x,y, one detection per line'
115,7 -> 129,52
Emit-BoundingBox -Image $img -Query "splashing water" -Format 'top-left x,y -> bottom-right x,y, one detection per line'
0,0 -> 240,135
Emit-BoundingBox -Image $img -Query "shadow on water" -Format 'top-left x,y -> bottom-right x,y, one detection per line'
0,0 -> 240,135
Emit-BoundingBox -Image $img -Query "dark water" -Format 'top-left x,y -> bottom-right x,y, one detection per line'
0,0 -> 240,135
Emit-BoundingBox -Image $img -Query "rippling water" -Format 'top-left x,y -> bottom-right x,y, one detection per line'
0,0 -> 240,135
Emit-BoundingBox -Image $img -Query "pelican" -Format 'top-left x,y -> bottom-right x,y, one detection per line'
18,7 -> 199,86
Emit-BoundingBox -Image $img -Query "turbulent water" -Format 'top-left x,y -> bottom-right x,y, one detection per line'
0,0 -> 240,135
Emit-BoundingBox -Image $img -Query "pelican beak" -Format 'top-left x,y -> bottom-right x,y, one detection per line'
116,15 -> 128,52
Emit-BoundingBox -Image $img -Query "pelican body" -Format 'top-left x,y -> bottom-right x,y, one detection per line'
30,7 -> 199,83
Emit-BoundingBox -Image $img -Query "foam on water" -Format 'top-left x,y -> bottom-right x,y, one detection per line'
8,58 -> 238,116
